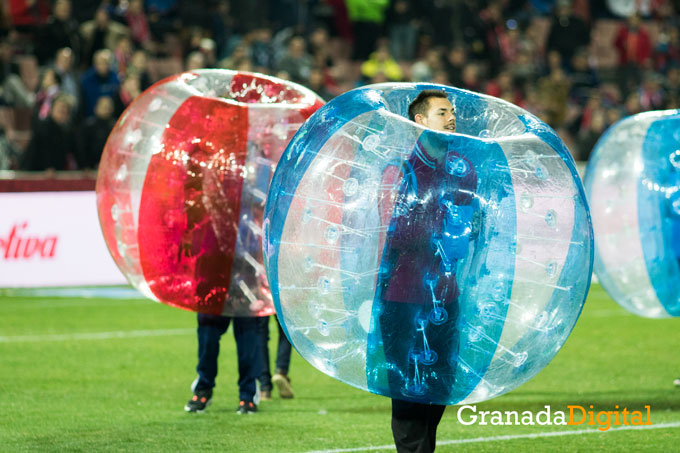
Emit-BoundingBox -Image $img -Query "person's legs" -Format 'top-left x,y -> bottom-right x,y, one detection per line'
185,313 -> 230,412
423,302 -> 458,400
195,313 -> 230,391
425,404 -> 446,451
379,301 -> 422,397
257,316 -> 273,398
272,316 -> 295,398
233,316 -> 262,405
376,300 -> 456,451
391,399 -> 445,453
274,317 -> 292,373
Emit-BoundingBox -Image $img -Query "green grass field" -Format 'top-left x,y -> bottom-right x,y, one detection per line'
1,283 -> 679,452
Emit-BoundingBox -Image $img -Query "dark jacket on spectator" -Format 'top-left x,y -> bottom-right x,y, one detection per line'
80,68 -> 119,118
547,13 -> 590,69
78,115 -> 115,169
36,16 -> 81,65
20,116 -> 76,171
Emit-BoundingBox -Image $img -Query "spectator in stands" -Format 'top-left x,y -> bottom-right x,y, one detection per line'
422,0 -> 454,48
411,48 -> 443,82
638,72 -> 666,110
538,53 -> 571,128
146,0 -> 180,42
277,36 -> 313,85
34,67 -> 62,121
576,106 -> 606,161
7,0 -> 50,37
431,69 -> 450,85
211,0 -> 237,61
614,12 -> 652,93
197,38 -> 217,68
113,73 -> 141,117
499,21 -> 524,66
185,50 -> 206,71
574,92 -> 602,134
460,62 -> 481,92
523,84 -> 545,120
113,35 -> 134,78
653,25 -> 680,73
70,0 -> 100,24
121,0 -> 152,51
250,28 -> 275,73
35,0 -> 81,66
386,0 -> 420,62
80,49 -> 120,119
477,1 -> 506,77
569,47 -> 600,103
78,95 -> 115,169
0,125 -> 20,170
307,67 -> 334,101
128,49 -> 152,91
21,93 -> 77,171
623,91 -> 643,116
664,65 -> 680,108
604,106 -> 622,128
0,39 -> 33,107
486,69 -> 524,106
308,26 -> 333,71
51,47 -> 79,109
360,43 -> 403,83
185,27 -> 209,60
345,0 -> 389,61
444,45 -> 467,88
218,42 -> 249,71
546,0 -> 590,71
80,7 -> 129,68
509,46 -> 538,88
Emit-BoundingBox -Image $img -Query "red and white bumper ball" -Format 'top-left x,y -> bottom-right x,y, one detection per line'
96,69 -> 324,315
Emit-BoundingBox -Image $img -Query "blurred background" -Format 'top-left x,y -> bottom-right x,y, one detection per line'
1,0 -> 679,173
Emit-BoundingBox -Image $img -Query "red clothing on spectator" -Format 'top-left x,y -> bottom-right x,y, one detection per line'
614,25 -> 652,66
8,0 -> 49,27
126,11 -> 150,46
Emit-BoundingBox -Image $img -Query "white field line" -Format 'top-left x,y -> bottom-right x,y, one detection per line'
307,421 -> 680,453
0,299 -> 147,309
0,328 -> 194,343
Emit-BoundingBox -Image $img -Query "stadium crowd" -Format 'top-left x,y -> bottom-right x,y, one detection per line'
1,0 -> 679,171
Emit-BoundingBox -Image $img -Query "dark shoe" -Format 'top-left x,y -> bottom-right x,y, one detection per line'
272,372 -> 294,399
236,400 -> 258,414
184,388 -> 212,413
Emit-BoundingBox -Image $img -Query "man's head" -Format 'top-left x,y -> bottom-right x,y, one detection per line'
93,49 -> 112,76
55,47 -> 73,71
408,89 -> 456,132
51,94 -> 74,125
94,96 -> 114,119
54,0 -> 71,21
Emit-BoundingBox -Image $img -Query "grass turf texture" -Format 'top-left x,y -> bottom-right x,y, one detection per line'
0,283 -> 678,452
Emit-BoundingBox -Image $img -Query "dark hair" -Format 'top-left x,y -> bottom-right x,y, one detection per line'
408,89 -> 449,121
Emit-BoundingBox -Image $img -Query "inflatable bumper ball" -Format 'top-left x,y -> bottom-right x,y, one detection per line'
97,69 -> 324,316
263,83 -> 593,405
585,109 -> 680,318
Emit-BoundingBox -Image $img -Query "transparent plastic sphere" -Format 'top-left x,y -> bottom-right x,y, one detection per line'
263,83 -> 593,405
585,109 -> 680,318
96,69 -> 324,315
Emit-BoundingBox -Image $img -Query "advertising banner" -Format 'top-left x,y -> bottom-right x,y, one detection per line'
0,191 -> 127,287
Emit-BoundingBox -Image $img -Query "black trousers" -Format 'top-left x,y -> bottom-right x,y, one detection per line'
391,399 -> 446,453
